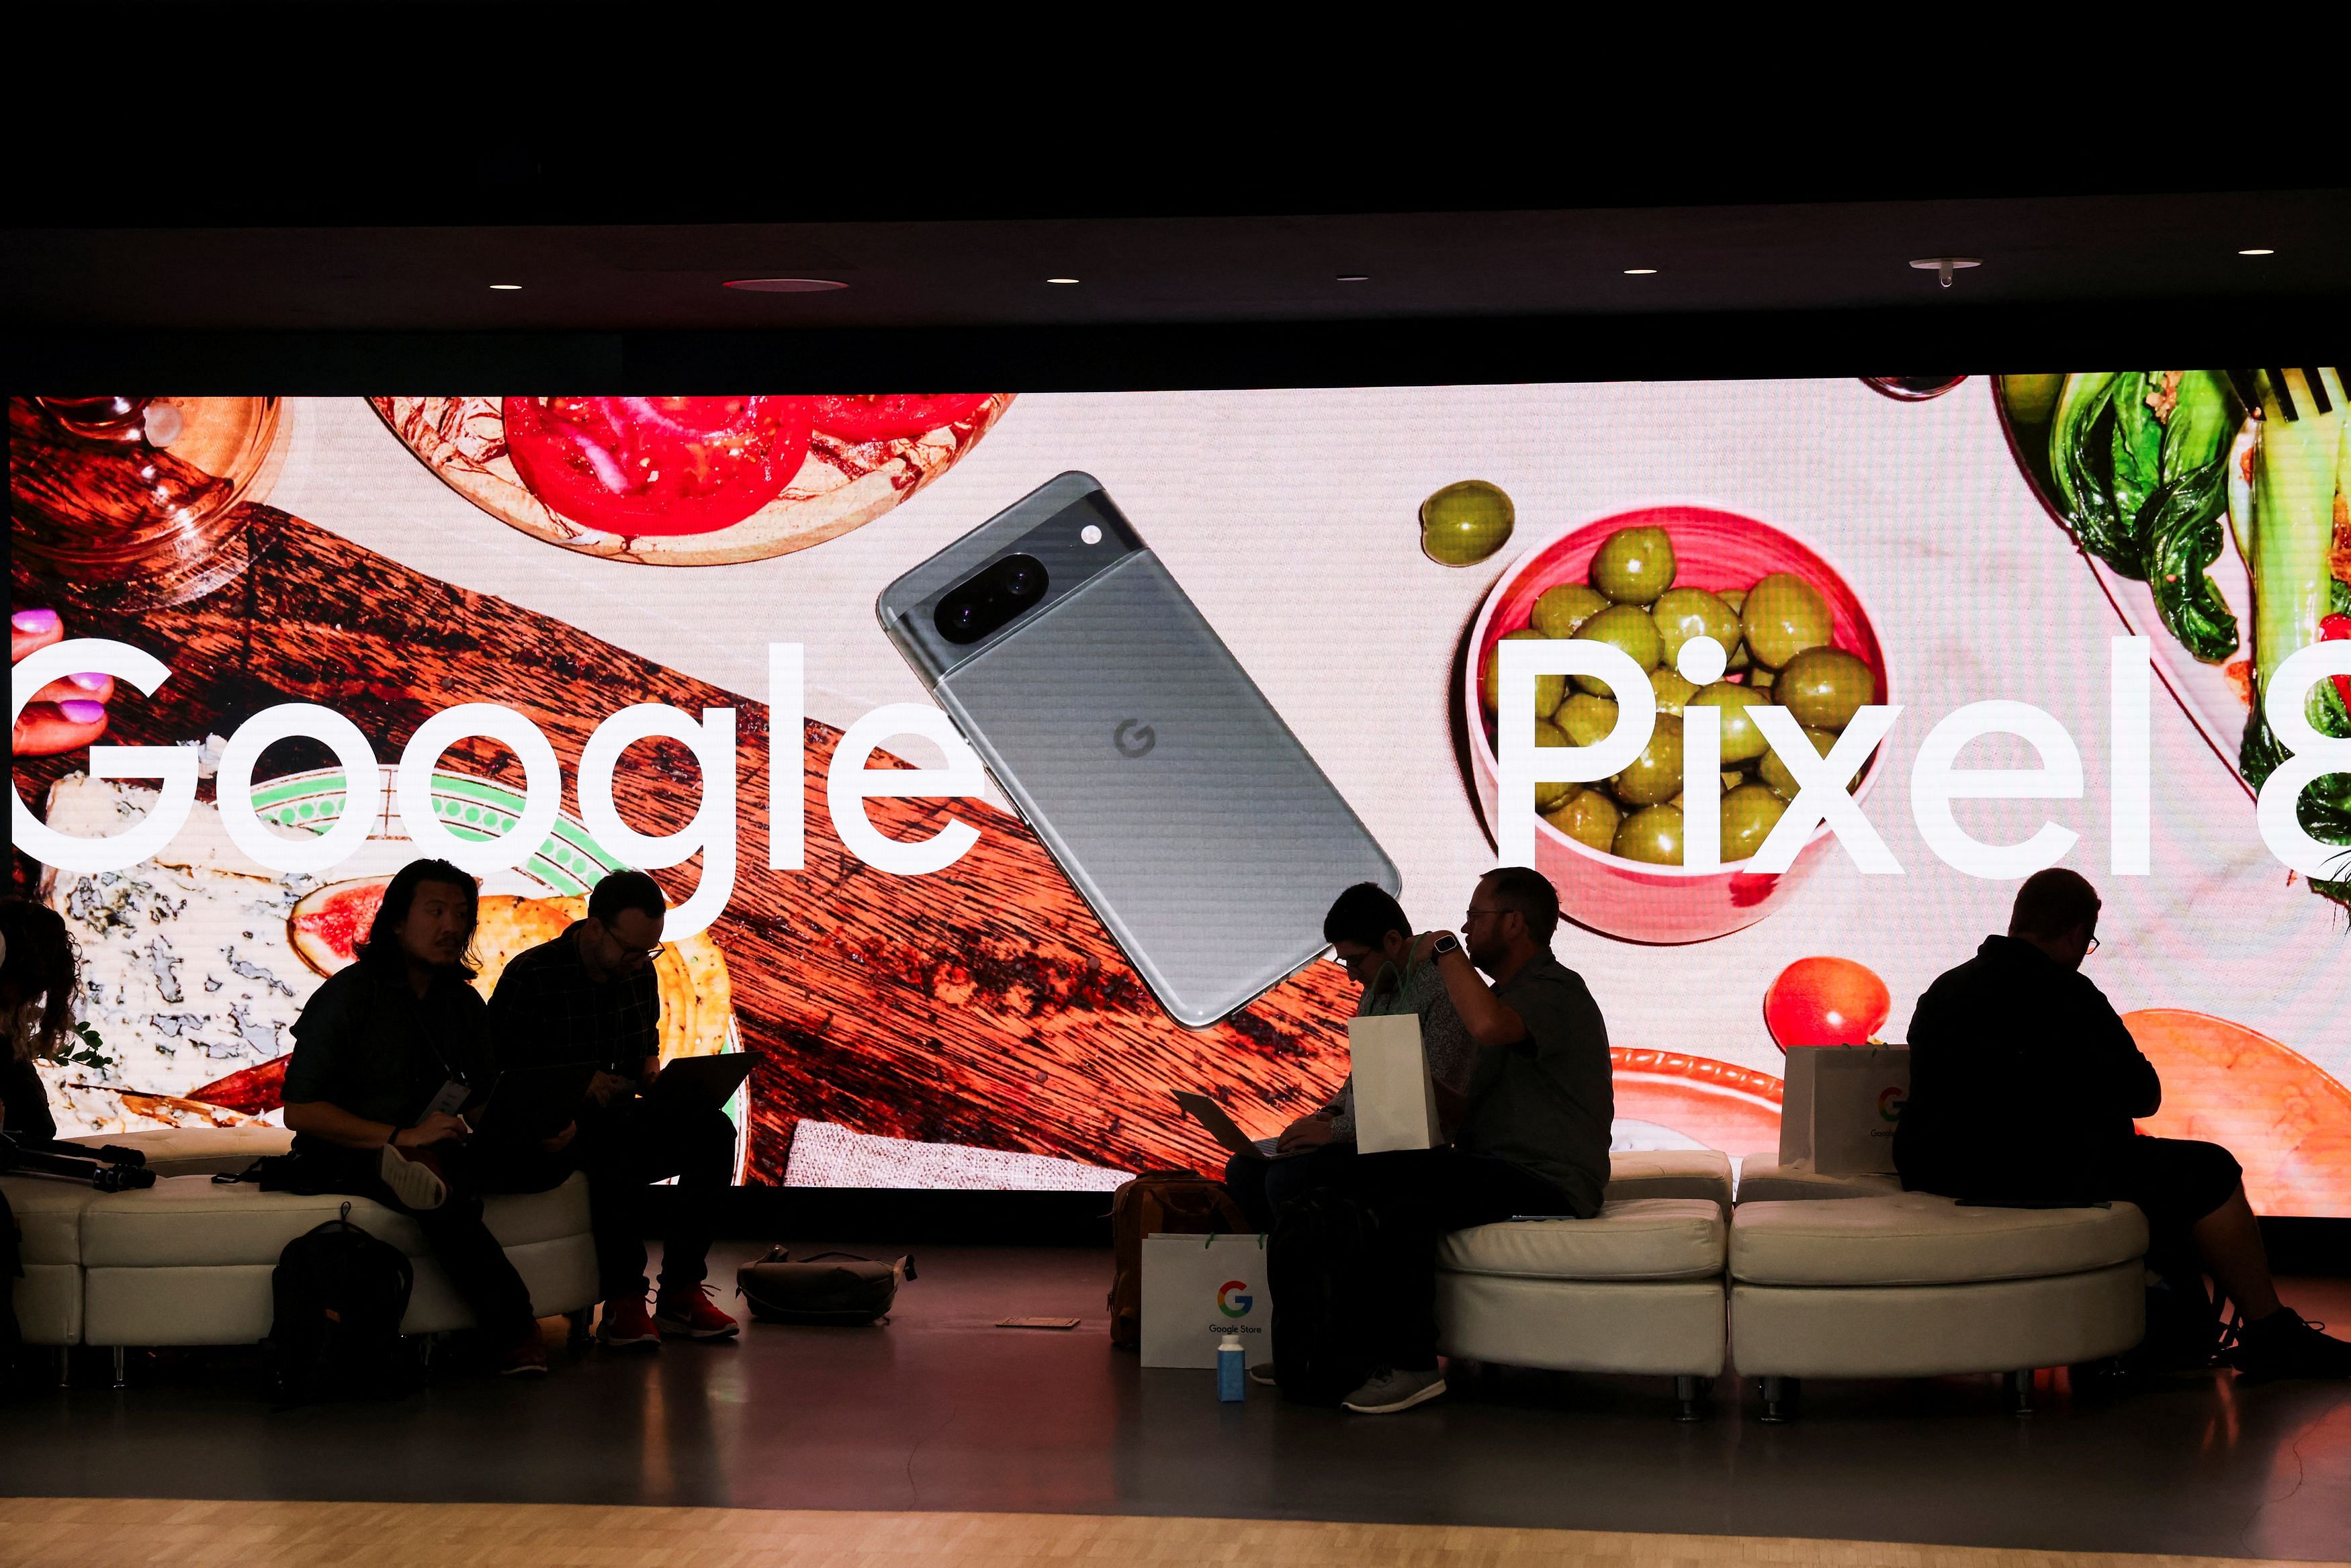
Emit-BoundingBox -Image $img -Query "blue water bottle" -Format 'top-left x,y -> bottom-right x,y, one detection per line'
1217,1334 -> 1246,1402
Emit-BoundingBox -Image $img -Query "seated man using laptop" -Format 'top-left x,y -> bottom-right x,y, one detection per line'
486,870 -> 740,1348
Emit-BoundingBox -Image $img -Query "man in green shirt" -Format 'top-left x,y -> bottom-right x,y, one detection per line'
1270,866 -> 1613,1415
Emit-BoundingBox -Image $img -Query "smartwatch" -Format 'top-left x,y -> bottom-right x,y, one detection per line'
1431,933 -> 1462,958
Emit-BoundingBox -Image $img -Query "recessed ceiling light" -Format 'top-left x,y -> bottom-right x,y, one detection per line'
1623,268 -> 1658,276
723,277 -> 848,293
488,283 -> 523,291
1336,273 -> 1370,283
1045,277 -> 1081,285
2238,248 -> 2276,257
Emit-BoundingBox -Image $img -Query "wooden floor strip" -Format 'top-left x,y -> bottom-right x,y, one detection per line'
0,1499 -> 2337,1568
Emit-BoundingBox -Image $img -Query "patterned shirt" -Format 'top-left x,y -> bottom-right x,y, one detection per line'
485,923 -> 660,1076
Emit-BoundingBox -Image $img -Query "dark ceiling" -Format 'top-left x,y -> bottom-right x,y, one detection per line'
9,9 -> 2346,389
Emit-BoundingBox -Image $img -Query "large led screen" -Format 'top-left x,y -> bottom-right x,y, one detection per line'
10,379 -> 2350,1211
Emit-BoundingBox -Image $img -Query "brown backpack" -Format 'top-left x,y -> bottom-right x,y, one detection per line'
1106,1169 -> 1252,1348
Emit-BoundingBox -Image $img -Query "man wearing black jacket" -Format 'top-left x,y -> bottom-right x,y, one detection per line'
1896,868 -> 2350,1380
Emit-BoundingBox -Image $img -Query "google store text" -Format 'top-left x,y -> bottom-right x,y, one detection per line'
15,637 -> 2351,942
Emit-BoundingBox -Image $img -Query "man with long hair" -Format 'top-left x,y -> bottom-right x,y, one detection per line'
280,858 -> 551,1378
488,870 -> 738,1348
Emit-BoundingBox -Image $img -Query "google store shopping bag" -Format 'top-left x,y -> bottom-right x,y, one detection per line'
1778,1046 -> 1910,1175
1348,1011 -> 1441,1155
1141,1232 -> 1272,1368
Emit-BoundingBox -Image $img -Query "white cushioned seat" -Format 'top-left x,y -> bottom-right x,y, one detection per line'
1734,1157 -> 1900,1205
1729,1193 -> 2147,1287
80,1173 -> 592,1269
3,1174 -> 101,1346
1435,1199 -> 1729,1385
1441,1199 -> 1725,1281
60,1125 -> 294,1179
77,1170 -> 598,1346
1605,1150 -> 1734,1211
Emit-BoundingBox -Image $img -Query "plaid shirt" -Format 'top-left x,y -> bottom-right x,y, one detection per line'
484,923 -> 660,1076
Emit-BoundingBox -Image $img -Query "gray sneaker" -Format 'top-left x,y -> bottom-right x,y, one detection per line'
1341,1366 -> 1447,1414
378,1143 -> 448,1211
1249,1361 -> 1279,1387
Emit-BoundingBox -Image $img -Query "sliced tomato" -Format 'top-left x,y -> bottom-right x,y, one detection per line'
501,396 -> 811,537
2321,613 -> 2351,712
804,394 -> 993,444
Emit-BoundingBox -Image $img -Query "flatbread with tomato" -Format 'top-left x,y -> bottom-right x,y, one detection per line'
373,394 -> 1015,566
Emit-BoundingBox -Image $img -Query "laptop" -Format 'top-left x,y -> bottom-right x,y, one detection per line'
1172,1091 -> 1299,1163
468,1062 -> 595,1142
646,1052 -> 756,1112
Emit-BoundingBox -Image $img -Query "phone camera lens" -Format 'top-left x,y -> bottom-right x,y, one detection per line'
997,555 -> 1048,602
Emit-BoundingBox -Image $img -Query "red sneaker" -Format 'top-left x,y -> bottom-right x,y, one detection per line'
655,1284 -> 740,1340
497,1322 -> 549,1379
596,1293 -> 661,1350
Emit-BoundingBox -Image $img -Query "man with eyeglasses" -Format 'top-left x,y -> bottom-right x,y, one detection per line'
1896,867 -> 2350,1380
1270,866 -> 1613,1415
486,870 -> 738,1348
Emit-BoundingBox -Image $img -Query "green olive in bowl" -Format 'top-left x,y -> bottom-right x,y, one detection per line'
1649,667 -> 1697,715
1775,646 -> 1875,732
1611,713 -> 1683,806
1544,787 -> 1621,854
1613,804 -> 1687,865
1532,719 -> 1575,810
1686,681 -> 1770,764
1571,604 -> 1663,692
1532,584 -> 1608,639
1555,692 -> 1621,747
1740,571 -> 1833,669
1481,629 -> 1566,718
1650,586 -> 1741,670
1759,725 -> 1841,800
1589,526 -> 1677,606
1721,782 -> 1789,861
1421,480 -> 1515,567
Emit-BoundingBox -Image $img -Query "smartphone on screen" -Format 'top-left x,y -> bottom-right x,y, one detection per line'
877,471 -> 1398,1029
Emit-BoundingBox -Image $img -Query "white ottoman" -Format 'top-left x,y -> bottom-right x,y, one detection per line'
3,1174 -> 99,1351
1728,1193 -> 2148,1420
1606,1150 -> 1735,1212
79,1172 -> 600,1350
60,1125 -> 295,1179
1734,1157 -> 1900,1204
1437,1198 -> 1728,1419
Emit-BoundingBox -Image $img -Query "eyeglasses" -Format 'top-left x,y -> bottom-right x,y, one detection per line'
2085,935 -> 2100,954
1462,906 -> 1510,923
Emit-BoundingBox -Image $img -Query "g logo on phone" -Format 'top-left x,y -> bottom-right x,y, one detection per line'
1113,719 -> 1156,758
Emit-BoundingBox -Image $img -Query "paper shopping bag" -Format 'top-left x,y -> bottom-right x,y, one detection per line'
1140,1232 -> 1272,1368
1779,1046 -> 1910,1174
1348,1011 -> 1441,1155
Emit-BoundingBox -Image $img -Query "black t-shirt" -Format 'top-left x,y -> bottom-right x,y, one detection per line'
484,923 -> 660,1076
1894,934 -> 2162,1198
1454,950 -> 1615,1217
3,1052 -> 57,1144
281,962 -> 492,1154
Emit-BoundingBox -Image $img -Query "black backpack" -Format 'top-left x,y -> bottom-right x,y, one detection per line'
1268,1187 -> 1384,1405
266,1203 -> 417,1405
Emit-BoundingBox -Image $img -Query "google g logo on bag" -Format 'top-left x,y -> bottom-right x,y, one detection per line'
1878,1087 -> 1908,1123
1216,1281 -> 1254,1317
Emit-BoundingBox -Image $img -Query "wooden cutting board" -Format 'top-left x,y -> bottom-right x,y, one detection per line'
9,503 -> 1358,1181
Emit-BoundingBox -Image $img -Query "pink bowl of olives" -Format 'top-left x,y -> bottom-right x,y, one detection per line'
1463,504 -> 1892,945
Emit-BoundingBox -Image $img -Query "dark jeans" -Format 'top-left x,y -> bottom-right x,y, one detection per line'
573,1097 -> 736,1302
1313,1148 -> 1572,1373
1,1185 -> 20,1359
1223,1142 -> 1359,1232
302,1142 -> 542,1334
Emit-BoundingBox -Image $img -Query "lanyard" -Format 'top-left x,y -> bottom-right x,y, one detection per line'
1359,946 -> 1427,1019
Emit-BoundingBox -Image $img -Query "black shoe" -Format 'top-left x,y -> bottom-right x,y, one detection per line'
2224,1310 -> 2351,1381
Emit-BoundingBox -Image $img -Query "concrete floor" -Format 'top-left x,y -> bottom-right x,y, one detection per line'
5,1242 -> 2348,1562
